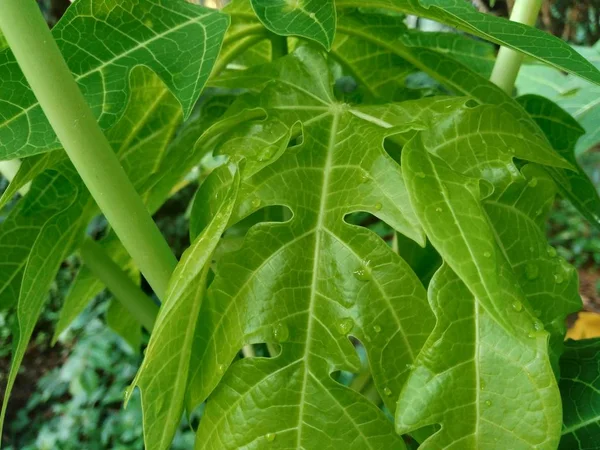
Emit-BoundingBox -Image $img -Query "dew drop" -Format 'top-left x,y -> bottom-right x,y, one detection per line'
435,207 -> 443,213
533,320 -> 544,332
375,202 -> 383,211
217,364 -> 226,375
124,387 -> 132,400
359,172 -> 370,184
485,400 -> 492,407
547,246 -> 557,258
353,261 -> 372,282
273,322 -> 289,343
383,387 -> 392,397
257,146 -> 276,162
265,433 -> 276,442
554,273 -> 564,284
511,301 -> 523,312
373,324 -> 382,334
251,198 -> 261,209
337,317 -> 354,335
309,12 -> 316,19
483,251 -> 491,258
528,178 -> 538,188
525,263 -> 539,281
416,172 -> 426,179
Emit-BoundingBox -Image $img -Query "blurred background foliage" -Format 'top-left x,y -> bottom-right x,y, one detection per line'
1,0 -> 599,448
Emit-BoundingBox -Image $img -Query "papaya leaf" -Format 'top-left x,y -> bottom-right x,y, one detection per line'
559,338 -> 600,449
185,47 -> 434,448
0,166 -> 87,436
336,0 -> 600,85
518,94 -> 600,230
250,0 -> 336,50
398,136 -> 562,449
128,163 -> 240,450
0,0 -> 228,159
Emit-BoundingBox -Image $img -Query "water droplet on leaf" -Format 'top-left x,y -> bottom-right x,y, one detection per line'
533,320 -> 544,331
257,146 -> 276,162
373,324 -> 382,333
337,318 -> 354,335
416,172 -> 426,179
483,252 -> 491,258
435,207 -> 443,213
353,260 -> 371,281
511,301 -> 523,312
359,172 -> 369,184
217,364 -> 226,375
383,387 -> 392,397
375,202 -> 382,211
265,433 -> 276,442
528,178 -> 538,188
309,12 -> 316,19
251,198 -> 261,209
485,400 -> 492,407
273,322 -> 289,343
554,273 -> 564,284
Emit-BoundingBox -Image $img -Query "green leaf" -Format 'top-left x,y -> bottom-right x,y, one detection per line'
250,0 -> 336,49
518,94 -> 600,230
0,0 -> 228,160
559,339 -> 600,450
398,136 -> 562,449
336,0 -> 600,85
129,163 -> 240,450
186,48 -> 433,448
516,44 -> 600,156
0,168 -> 87,436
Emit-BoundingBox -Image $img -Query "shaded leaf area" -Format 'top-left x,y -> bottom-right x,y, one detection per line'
0,68 -> 184,432
185,48 -> 433,449
251,0 -> 336,49
129,164 -> 240,450
0,0 -> 228,159
517,43 -> 600,156
333,0 -> 600,85
559,339 -> 600,450
518,95 -> 600,231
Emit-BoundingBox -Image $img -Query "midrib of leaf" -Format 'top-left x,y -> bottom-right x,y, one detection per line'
297,110 -> 338,445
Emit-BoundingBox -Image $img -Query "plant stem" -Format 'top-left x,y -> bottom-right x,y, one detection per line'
490,0 -> 543,94
0,0 -> 177,300
269,33 -> 288,60
80,239 -> 158,331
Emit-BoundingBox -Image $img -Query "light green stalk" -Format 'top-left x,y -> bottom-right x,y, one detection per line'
490,0 -> 543,93
0,0 -> 177,300
80,239 -> 158,331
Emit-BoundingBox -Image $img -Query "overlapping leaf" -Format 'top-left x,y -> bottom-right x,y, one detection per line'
559,338 -> 600,449
251,0 -> 336,49
397,137 -> 563,449
129,163 -> 240,450
186,48 -> 434,448
516,43 -> 600,155
0,0 -> 228,159
335,0 -> 600,85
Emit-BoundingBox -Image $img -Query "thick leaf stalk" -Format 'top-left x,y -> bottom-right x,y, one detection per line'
80,239 -> 158,332
490,0 -> 543,93
0,0 -> 177,300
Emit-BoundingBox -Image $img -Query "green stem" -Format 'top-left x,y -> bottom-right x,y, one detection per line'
490,0 -> 543,94
0,0 -> 177,300
80,239 -> 158,331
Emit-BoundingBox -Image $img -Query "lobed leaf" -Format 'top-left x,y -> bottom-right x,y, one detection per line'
250,0 -> 336,50
0,0 -> 228,160
129,163 -> 240,450
186,48 -> 434,448
336,0 -> 600,86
